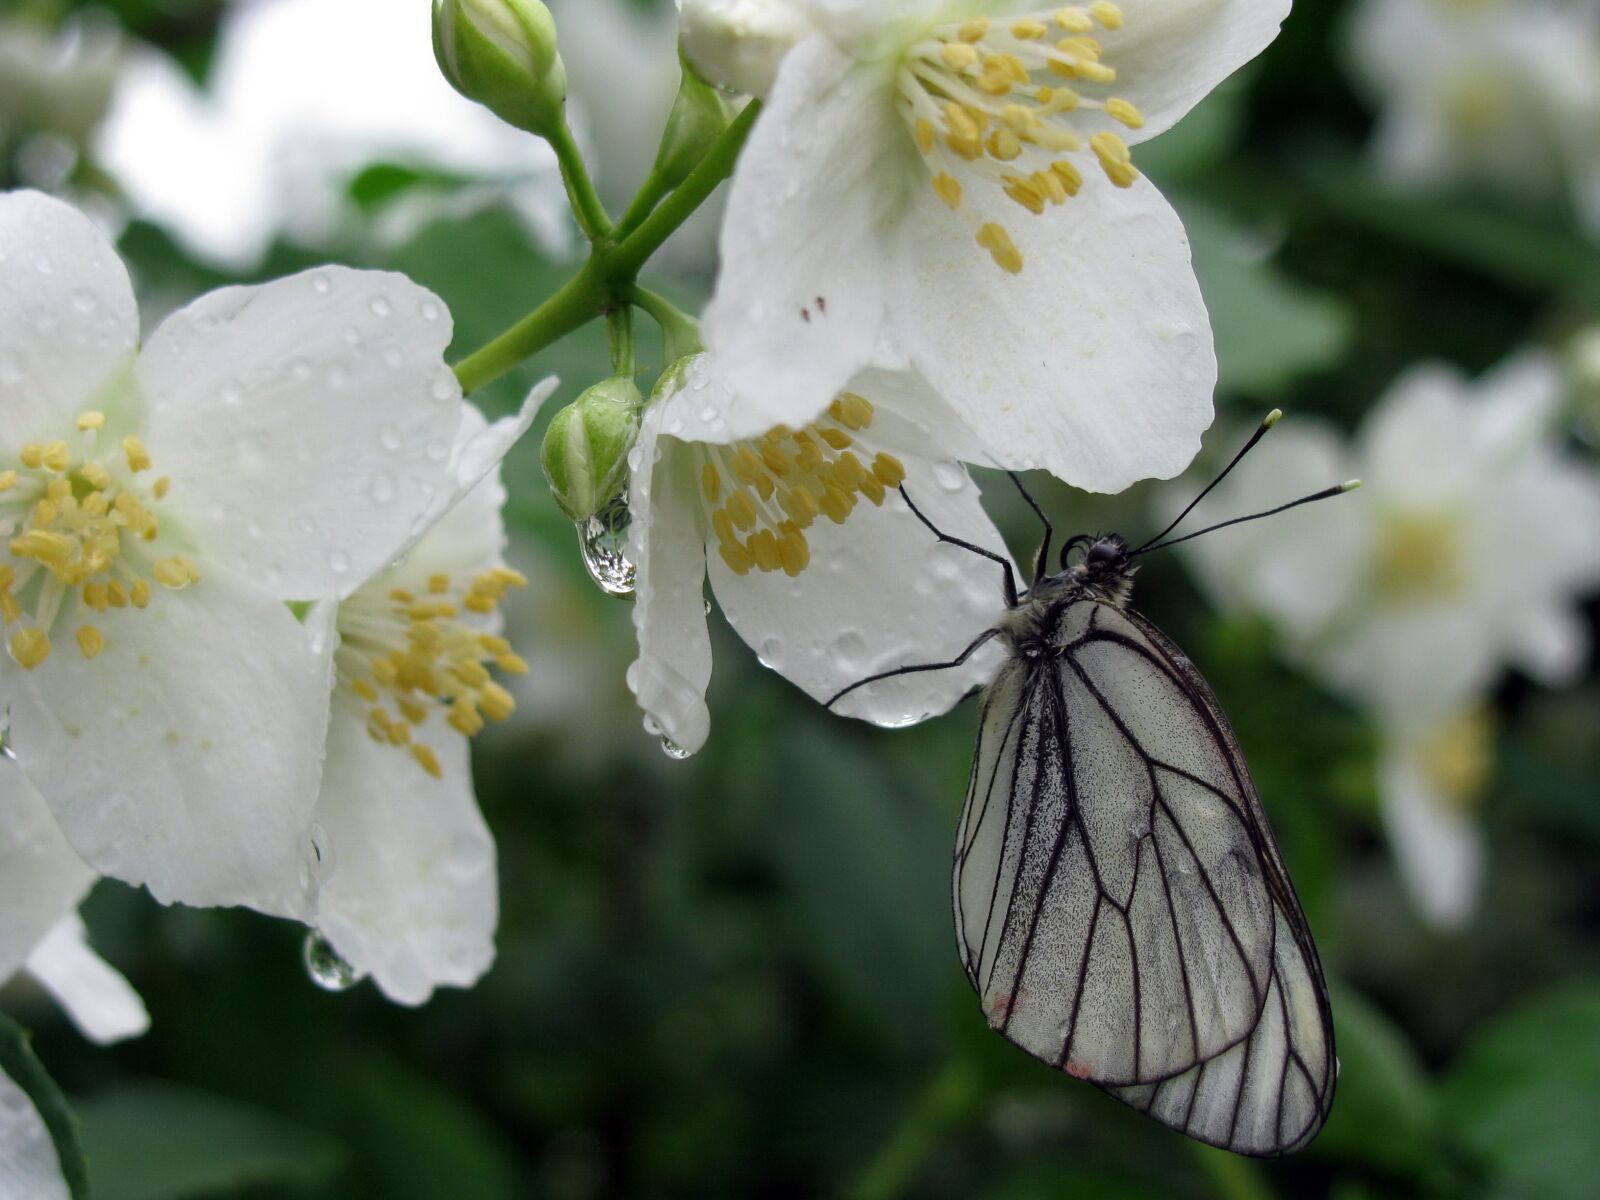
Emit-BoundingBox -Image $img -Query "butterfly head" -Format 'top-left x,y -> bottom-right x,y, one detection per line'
1064,534 -> 1136,606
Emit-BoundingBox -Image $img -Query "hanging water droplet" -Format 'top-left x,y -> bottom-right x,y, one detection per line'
660,736 -> 692,760
703,597 -> 713,616
302,931 -> 361,992
577,494 -> 637,598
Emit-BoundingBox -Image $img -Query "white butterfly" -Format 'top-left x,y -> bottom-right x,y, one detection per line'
831,415 -> 1352,1156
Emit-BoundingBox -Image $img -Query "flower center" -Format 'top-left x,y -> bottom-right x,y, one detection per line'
1373,510 -> 1468,606
697,393 -> 907,579
0,412 -> 194,670
335,567 -> 530,778
1418,707 -> 1494,814
897,4 -> 1143,274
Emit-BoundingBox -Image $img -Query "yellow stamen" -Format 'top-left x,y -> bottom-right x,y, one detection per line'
75,626 -> 104,660
1105,97 -> 1144,129
122,436 -> 151,472
76,411 -> 106,431
9,627 -> 51,670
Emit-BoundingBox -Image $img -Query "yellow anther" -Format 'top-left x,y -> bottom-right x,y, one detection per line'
1059,35 -> 1102,60
153,555 -> 200,589
820,485 -> 855,525
872,453 -> 908,488
0,470 -> 14,492
76,411 -> 106,431
719,540 -> 754,576
777,527 -> 810,578
131,580 -> 151,608
75,626 -> 104,660
121,436 -> 151,472
84,583 -> 110,613
79,462 -> 111,490
958,17 -> 990,42
860,474 -> 887,506
977,223 -> 1025,274
480,682 -> 515,722
41,442 -> 70,473
421,572 -> 446,595
1074,59 -> 1116,84
1055,7 -> 1093,33
447,704 -> 484,737
1090,1 -> 1124,29
1005,175 -> 1048,214
932,172 -> 963,210
1105,97 -> 1144,129
914,118 -> 936,155
153,476 -> 171,500
106,581 -> 128,608
941,42 -> 978,70
20,444 -> 44,469
701,463 -> 723,504
390,588 -> 416,604
11,529 -> 74,567
491,567 -> 528,589
726,490 -> 759,531
1091,131 -> 1138,186
9,627 -> 51,670
749,529 -> 781,573
1012,18 -> 1049,40
411,744 -> 443,779
759,442 -> 795,477
0,592 -> 19,625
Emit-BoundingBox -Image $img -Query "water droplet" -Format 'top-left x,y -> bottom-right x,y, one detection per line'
419,300 -> 441,322
370,472 -> 396,504
70,289 -> 96,313
369,295 -> 392,318
577,494 -> 637,598
329,550 -> 351,574
660,737 -> 692,760
310,273 -> 332,295
446,832 -> 493,881
379,426 -> 403,452
429,371 -> 457,403
302,931 -> 361,992
933,461 -> 967,492
704,597 -> 713,616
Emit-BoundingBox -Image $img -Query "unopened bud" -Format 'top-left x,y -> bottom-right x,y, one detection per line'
541,378 -> 643,521
433,0 -> 566,137
676,0 -> 813,98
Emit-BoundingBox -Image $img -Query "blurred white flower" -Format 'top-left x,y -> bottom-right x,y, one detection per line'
1168,351 -> 1600,923
1,758 -> 146,1045
0,189 -> 530,921
1378,705 -> 1493,928
1346,0 -> 1600,234
627,355 -> 1013,754
694,0 -> 1293,492
97,0 -> 567,268
0,12 -> 123,197
311,403 -> 551,1005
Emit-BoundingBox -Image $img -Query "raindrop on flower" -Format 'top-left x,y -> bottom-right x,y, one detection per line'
329,550 -> 352,574
933,462 -> 967,492
577,493 -> 637,598
303,931 -> 362,992
660,737 -> 692,761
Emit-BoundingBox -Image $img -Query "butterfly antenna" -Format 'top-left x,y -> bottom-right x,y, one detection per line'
1133,409 -> 1284,554
1133,480 -> 1362,556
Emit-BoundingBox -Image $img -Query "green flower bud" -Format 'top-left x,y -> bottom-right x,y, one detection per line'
541,378 -> 644,521
652,58 -> 736,191
432,0 -> 567,138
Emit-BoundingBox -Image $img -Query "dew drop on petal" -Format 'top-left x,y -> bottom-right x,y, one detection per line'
420,300 -> 441,322
370,472 -> 396,504
933,461 -> 967,492
446,832 -> 493,882
369,295 -> 392,318
310,273 -> 332,295
302,931 -> 362,992
379,426 -> 403,452
578,494 -> 637,598
660,736 -> 692,760
329,550 -> 351,574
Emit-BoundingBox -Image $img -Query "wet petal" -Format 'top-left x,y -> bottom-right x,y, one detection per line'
25,915 -> 149,1045
0,760 -> 94,983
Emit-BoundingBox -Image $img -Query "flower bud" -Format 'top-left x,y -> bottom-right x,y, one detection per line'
541,377 -> 644,521
433,0 -> 567,138
653,58 -> 736,190
676,0 -> 813,98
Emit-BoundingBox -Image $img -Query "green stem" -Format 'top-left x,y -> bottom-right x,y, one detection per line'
452,264 -> 604,395
846,1059 -> 978,1200
628,286 -> 702,364
616,167 -> 676,238
450,100 -> 761,395
548,121 -> 613,243
607,305 -> 636,377
1189,1143 -> 1274,1200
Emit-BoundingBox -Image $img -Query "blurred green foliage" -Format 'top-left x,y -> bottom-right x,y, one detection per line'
8,0 -> 1600,1197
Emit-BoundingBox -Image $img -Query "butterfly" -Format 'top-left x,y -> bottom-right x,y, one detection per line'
829,413 -> 1352,1156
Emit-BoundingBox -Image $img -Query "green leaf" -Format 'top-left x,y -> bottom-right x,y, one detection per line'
0,1014 -> 91,1200
75,1081 -> 344,1200
1177,200 -> 1353,397
983,1164 -> 1171,1200
1440,979 -> 1600,1200
1313,988 -> 1440,1179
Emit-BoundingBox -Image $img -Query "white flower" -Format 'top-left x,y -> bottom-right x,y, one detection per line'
96,0 -> 567,269
0,189 -> 543,921
689,0 -> 1292,493
308,406 -> 541,1005
1167,352 -> 1600,926
1378,706 -> 1493,929
1174,353 -> 1600,724
0,13 -> 121,145
1346,0 -> 1600,234
628,356 -> 1014,753
1,758 -> 147,1044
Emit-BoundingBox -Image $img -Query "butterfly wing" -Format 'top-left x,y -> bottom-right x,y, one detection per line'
953,599 -> 1335,1156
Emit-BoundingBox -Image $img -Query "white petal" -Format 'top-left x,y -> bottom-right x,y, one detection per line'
136,267 -> 467,600
890,178 -> 1214,492
1359,363 -> 1478,506
1507,604 -> 1589,686
0,191 -> 138,456
626,419 -> 714,754
0,761 -> 94,984
678,0 -> 818,96
311,705 -> 495,1006
703,41 -> 898,432
0,1064 -> 71,1200
1086,0 -> 1292,146
709,416 -> 1013,726
24,916 -> 149,1045
1379,739 -> 1484,930
5,568 -> 336,918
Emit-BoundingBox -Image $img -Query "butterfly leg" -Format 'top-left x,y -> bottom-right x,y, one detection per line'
824,627 -> 1002,710
1006,472 -> 1053,588
898,485 -> 1018,607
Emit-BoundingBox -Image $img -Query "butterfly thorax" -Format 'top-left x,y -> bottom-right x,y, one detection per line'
1001,535 -> 1138,657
